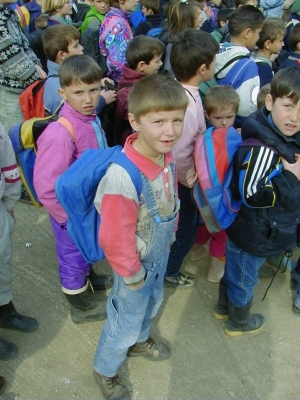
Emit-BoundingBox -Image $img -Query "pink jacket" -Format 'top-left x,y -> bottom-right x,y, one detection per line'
173,84 -> 206,187
33,102 -> 107,223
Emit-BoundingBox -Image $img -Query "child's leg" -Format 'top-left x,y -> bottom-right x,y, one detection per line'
189,225 -> 210,261
207,230 -> 227,283
0,88 -> 23,133
165,184 -> 198,287
49,216 -> 106,323
0,204 -> 14,306
293,258 -> 300,315
0,203 -> 38,335
94,263 -> 168,377
220,239 -> 265,336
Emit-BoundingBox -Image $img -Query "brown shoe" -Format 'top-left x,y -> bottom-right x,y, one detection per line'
0,376 -> 6,394
94,371 -> 130,400
128,337 -> 170,361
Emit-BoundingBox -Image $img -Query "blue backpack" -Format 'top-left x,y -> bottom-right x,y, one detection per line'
55,146 -> 143,264
193,126 -> 242,233
193,127 -> 283,233
145,21 -> 163,38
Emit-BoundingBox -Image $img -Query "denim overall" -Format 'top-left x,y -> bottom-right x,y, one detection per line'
94,164 -> 179,377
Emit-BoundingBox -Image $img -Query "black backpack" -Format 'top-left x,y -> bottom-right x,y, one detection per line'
80,28 -> 108,77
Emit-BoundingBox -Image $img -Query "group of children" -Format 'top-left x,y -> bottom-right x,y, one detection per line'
1,0 -> 300,398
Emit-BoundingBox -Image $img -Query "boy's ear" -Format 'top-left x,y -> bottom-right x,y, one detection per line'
264,39 -> 271,50
198,63 -> 208,76
265,93 -> 273,111
58,87 -> 67,101
128,113 -> 140,131
56,50 -> 67,63
243,27 -> 252,39
136,61 -> 146,72
297,41 -> 300,51
204,110 -> 209,120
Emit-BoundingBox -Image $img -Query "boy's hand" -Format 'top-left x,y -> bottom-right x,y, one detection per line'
100,77 -> 115,88
185,168 -> 198,188
100,89 -> 116,105
281,154 -> 300,180
35,64 -> 47,79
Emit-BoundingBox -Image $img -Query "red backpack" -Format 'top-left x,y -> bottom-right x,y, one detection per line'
19,79 -> 47,120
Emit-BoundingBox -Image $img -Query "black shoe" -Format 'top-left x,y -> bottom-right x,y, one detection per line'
0,337 -> 18,360
0,376 -> 6,394
290,275 -> 298,291
94,371 -> 130,400
164,272 -> 195,288
0,302 -> 38,333
213,282 -> 228,320
65,288 -> 107,324
89,268 -> 113,290
224,301 -> 265,337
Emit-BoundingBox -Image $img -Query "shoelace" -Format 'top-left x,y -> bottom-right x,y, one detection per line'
261,248 -> 293,301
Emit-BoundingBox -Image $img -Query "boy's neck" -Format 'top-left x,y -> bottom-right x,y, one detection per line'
257,48 -> 272,59
230,36 -> 249,49
179,76 -> 202,87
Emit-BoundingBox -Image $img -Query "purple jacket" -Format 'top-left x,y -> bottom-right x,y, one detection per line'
99,7 -> 133,82
33,102 -> 107,223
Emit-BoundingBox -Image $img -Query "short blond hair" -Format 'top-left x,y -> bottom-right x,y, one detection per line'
42,0 -> 67,15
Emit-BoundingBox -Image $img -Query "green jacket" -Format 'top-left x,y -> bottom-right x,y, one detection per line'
81,6 -> 106,34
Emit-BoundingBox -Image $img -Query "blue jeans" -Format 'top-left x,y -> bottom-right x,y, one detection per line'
294,258 -> 300,308
221,239 -> 265,306
166,183 -> 199,277
94,167 -> 179,377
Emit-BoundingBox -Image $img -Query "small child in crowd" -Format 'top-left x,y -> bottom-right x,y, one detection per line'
215,5 -> 264,126
279,23 -> 300,70
214,67 -> 300,336
99,0 -> 137,83
191,85 -> 240,282
115,35 -> 165,144
42,0 -> 73,25
81,0 -> 108,33
134,0 -> 165,36
256,83 -> 271,109
42,24 -> 115,116
93,74 -> 188,399
252,18 -> 285,87
34,55 -> 113,324
165,28 -> 219,288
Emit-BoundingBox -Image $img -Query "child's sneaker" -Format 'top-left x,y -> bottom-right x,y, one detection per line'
128,337 -> 170,361
164,272 -> 195,288
94,371 -> 130,400
292,303 -> 300,316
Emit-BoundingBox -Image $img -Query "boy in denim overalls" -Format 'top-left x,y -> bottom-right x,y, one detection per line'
93,74 -> 188,400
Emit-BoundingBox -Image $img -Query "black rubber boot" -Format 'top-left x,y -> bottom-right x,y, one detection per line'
0,337 -> 18,360
224,301 -> 265,337
88,268 -> 113,291
64,288 -> 107,324
0,376 -> 6,394
0,302 -> 38,332
213,282 -> 228,320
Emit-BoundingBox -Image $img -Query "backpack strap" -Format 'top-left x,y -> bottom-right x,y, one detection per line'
57,116 -> 76,142
215,54 -> 250,79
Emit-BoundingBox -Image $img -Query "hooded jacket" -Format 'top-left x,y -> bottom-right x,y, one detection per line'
215,43 -> 259,125
227,106 -> 300,256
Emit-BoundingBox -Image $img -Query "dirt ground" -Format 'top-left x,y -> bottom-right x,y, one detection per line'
1,201 -> 300,400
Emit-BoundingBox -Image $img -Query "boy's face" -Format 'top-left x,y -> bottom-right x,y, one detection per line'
268,36 -> 285,55
58,81 -> 101,115
120,0 -> 138,12
66,39 -> 84,57
142,55 -> 163,76
206,106 -> 236,128
92,0 -> 108,14
58,0 -> 73,16
128,109 -> 186,159
142,5 -> 152,15
266,95 -> 300,136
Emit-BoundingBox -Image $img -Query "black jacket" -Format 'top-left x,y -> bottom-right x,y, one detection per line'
227,107 -> 300,256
